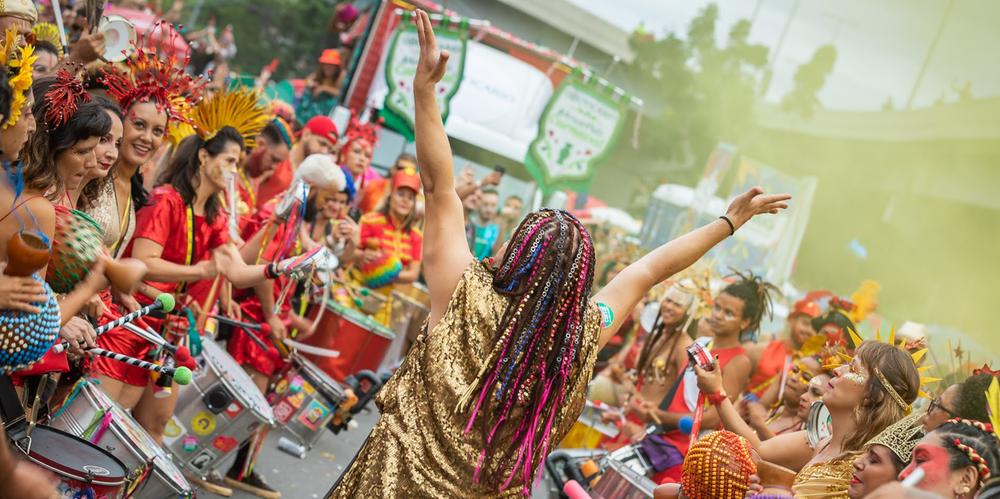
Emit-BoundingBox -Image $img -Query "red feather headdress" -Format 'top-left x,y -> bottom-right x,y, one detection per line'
99,21 -> 204,123
43,69 -> 91,130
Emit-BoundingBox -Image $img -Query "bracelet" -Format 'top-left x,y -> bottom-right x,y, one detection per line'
707,391 -> 728,406
264,262 -> 278,279
718,215 -> 736,236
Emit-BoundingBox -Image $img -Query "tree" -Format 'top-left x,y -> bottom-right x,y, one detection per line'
623,4 -> 769,170
781,44 -> 837,118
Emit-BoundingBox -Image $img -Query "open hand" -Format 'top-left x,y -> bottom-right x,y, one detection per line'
68,30 -> 107,65
413,10 -> 449,89
724,187 -> 792,229
0,274 -> 47,314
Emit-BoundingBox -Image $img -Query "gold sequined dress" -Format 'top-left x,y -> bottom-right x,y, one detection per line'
85,179 -> 135,259
328,262 -> 602,498
791,452 -> 860,498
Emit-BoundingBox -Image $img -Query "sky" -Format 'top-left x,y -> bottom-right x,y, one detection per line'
568,0 -> 999,111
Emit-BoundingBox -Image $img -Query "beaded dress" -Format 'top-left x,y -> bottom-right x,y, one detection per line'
328,261 -> 602,498
85,180 -> 135,259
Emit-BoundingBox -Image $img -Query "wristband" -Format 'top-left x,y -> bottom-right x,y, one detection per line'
264,262 -> 278,279
718,215 -> 736,236
707,391 -> 728,406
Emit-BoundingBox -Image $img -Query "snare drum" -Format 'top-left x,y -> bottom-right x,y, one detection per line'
303,300 -> 395,382
608,442 -> 654,476
9,424 -> 128,498
591,458 -> 656,499
268,352 -> 347,449
48,379 -> 193,498
165,340 -> 275,478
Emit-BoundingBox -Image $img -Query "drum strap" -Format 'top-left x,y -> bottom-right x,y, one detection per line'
0,375 -> 25,425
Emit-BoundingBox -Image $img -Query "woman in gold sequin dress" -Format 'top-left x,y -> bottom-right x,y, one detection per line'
327,10 -> 791,498
697,341 -> 920,498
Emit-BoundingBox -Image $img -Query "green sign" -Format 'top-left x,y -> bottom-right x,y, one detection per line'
524,71 -> 628,195
382,14 -> 468,141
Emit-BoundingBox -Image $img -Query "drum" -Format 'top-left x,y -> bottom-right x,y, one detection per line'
380,290 -> 428,370
165,340 -> 275,478
9,424 -> 128,498
399,282 -> 430,347
607,442 -> 654,476
268,351 -> 347,449
591,458 -> 655,499
303,299 -> 395,383
48,379 -> 194,498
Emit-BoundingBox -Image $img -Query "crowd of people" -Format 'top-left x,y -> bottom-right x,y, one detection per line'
0,3 -> 992,499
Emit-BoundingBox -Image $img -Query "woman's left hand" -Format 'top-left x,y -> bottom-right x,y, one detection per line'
266,315 -> 287,341
694,364 -> 724,394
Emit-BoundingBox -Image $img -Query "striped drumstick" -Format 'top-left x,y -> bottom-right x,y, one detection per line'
85,347 -> 193,385
54,294 -> 176,353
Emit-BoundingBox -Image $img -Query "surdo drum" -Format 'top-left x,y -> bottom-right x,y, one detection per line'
303,300 -> 395,383
164,340 -> 275,477
267,351 -> 348,449
8,423 -> 129,499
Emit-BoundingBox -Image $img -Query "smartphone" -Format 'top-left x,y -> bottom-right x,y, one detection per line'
687,343 -> 716,371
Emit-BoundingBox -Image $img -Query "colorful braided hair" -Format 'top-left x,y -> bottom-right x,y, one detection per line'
457,209 -> 596,493
936,418 -> 1000,488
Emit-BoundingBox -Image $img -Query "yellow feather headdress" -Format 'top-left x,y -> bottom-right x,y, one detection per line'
31,23 -> 63,54
174,88 -> 268,149
0,28 -> 37,130
825,326 -> 941,402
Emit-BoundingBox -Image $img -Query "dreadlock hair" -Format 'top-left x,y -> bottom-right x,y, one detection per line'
932,419 -> 1000,490
157,126 -> 244,225
460,209 -> 596,492
721,270 -> 778,337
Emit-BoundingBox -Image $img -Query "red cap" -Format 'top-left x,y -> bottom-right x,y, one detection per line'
392,168 -> 421,193
791,299 -> 821,318
318,49 -> 341,66
303,116 -> 339,145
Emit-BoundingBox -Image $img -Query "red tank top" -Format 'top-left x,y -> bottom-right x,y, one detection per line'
748,340 -> 790,397
667,344 -> 746,413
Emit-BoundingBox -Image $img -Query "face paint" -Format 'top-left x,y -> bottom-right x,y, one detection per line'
844,372 -> 867,386
901,441 -> 952,490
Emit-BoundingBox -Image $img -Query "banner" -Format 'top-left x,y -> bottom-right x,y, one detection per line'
381,13 -> 468,141
524,70 -> 628,195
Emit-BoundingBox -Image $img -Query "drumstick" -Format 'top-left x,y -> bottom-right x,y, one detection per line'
84,346 -> 193,385
210,314 -> 262,331
54,294 -> 176,353
196,276 -> 222,331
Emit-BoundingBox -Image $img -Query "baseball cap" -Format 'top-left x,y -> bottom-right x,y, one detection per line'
318,49 -> 341,66
303,116 -> 339,145
392,169 -> 421,193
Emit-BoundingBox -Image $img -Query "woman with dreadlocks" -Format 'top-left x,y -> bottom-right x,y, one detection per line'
326,11 -> 790,498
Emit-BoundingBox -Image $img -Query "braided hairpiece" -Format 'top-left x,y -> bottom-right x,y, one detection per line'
947,418 -> 995,485
455,209 -> 596,494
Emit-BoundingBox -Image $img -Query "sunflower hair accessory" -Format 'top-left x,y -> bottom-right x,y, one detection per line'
183,88 -> 269,149
864,411 -> 924,463
43,69 -> 91,130
0,28 -> 37,130
100,21 -> 204,123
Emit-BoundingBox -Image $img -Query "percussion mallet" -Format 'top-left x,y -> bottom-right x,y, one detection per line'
85,347 -> 193,385
119,322 -> 194,368
210,314 -> 270,350
54,294 -> 176,353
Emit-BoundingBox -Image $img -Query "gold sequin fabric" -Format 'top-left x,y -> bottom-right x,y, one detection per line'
328,262 -> 601,498
84,179 -> 135,259
791,452 -> 861,498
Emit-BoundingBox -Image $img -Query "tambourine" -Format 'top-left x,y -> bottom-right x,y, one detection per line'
98,15 -> 137,63
687,342 -> 716,371
807,401 -> 833,448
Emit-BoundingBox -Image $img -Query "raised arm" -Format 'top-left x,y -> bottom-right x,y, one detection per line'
412,10 -> 474,328
593,188 -> 790,348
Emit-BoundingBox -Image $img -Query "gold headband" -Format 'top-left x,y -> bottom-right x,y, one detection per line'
875,368 -> 911,414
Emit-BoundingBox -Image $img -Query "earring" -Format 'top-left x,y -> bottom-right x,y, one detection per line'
954,485 -> 971,498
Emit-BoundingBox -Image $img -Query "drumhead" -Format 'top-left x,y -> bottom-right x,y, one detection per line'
201,339 -> 275,423
292,352 -> 345,403
99,15 -> 136,63
598,458 -> 657,494
325,298 -> 396,339
16,425 -> 127,486
807,401 -> 833,448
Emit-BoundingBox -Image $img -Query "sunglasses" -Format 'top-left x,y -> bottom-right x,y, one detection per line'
927,397 -> 959,419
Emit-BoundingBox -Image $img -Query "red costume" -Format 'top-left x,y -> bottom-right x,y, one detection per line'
89,186 -> 229,386
255,158 -> 293,212
747,340 -> 790,397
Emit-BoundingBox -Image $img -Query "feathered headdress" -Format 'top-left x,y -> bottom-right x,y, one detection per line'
342,115 -> 380,149
175,88 -> 268,149
0,28 -> 37,130
99,21 -> 204,123
31,23 -> 63,54
42,70 -> 91,130
826,326 -> 941,402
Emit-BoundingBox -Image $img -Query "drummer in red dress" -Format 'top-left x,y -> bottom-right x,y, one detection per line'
126,90 -> 278,443
255,116 -> 338,211
352,168 -> 422,326
84,36 -> 206,409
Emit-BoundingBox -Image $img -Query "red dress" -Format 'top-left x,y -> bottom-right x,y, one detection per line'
747,339 -> 789,397
89,186 -> 229,386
